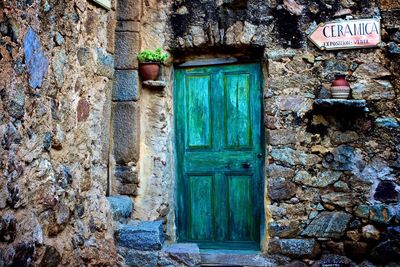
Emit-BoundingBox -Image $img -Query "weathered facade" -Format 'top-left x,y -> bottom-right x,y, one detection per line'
1,0 -> 400,266
1,0 -> 117,266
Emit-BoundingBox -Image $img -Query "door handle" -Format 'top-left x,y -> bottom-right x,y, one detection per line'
242,162 -> 251,168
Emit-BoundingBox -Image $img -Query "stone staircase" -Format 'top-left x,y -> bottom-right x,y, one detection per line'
106,196 -> 277,266
106,195 -> 201,267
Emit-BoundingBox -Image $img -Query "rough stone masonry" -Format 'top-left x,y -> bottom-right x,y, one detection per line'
0,0 -> 400,266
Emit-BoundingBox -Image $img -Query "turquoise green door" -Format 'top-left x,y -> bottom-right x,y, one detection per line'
174,63 -> 263,250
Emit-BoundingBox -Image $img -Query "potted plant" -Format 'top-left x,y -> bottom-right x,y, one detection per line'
137,48 -> 169,81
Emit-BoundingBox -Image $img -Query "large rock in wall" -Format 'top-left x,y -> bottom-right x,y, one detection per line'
0,0 -> 117,265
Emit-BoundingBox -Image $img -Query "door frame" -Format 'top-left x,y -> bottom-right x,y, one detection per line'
173,61 -> 265,250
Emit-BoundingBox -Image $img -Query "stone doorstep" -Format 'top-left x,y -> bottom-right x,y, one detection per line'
146,244 -> 276,266
119,242 -> 277,267
119,243 -> 277,267
162,243 -> 201,266
200,249 -> 276,267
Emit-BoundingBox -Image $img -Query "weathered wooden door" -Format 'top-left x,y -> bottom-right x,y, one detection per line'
174,63 -> 263,250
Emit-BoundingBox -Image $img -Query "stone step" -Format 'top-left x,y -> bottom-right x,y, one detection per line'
162,243 -> 201,266
106,195 -> 133,222
118,243 -> 279,267
200,250 -> 276,267
118,243 -> 201,267
115,220 -> 164,251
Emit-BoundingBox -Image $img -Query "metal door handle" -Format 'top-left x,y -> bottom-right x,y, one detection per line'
242,162 -> 251,168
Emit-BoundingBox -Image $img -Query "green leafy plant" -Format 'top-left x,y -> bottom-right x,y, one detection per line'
137,48 -> 169,63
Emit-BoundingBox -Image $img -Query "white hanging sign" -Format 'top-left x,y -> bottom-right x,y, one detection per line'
308,18 -> 381,50
91,0 -> 111,10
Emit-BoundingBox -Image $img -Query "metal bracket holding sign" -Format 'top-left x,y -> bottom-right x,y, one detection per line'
308,18 -> 381,50
91,0 -> 111,11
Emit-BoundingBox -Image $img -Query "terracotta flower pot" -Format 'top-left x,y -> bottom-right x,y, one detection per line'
139,63 -> 160,81
331,74 -> 350,99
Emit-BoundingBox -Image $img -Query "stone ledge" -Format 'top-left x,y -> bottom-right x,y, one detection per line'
142,80 -> 167,89
313,99 -> 367,113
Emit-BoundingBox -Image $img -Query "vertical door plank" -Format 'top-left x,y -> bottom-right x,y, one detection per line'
175,69 -> 187,241
214,173 -> 228,241
186,75 -> 212,148
224,73 -> 252,149
228,175 -> 254,241
188,175 -> 214,241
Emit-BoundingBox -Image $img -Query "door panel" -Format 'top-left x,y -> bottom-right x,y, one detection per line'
188,175 -> 214,241
213,173 -> 228,241
175,63 -> 263,250
186,75 -> 212,148
228,175 -> 254,241
224,73 -> 252,149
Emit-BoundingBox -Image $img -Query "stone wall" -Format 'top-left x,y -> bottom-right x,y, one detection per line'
137,0 -> 400,265
1,0 -> 400,266
0,0 -> 117,265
